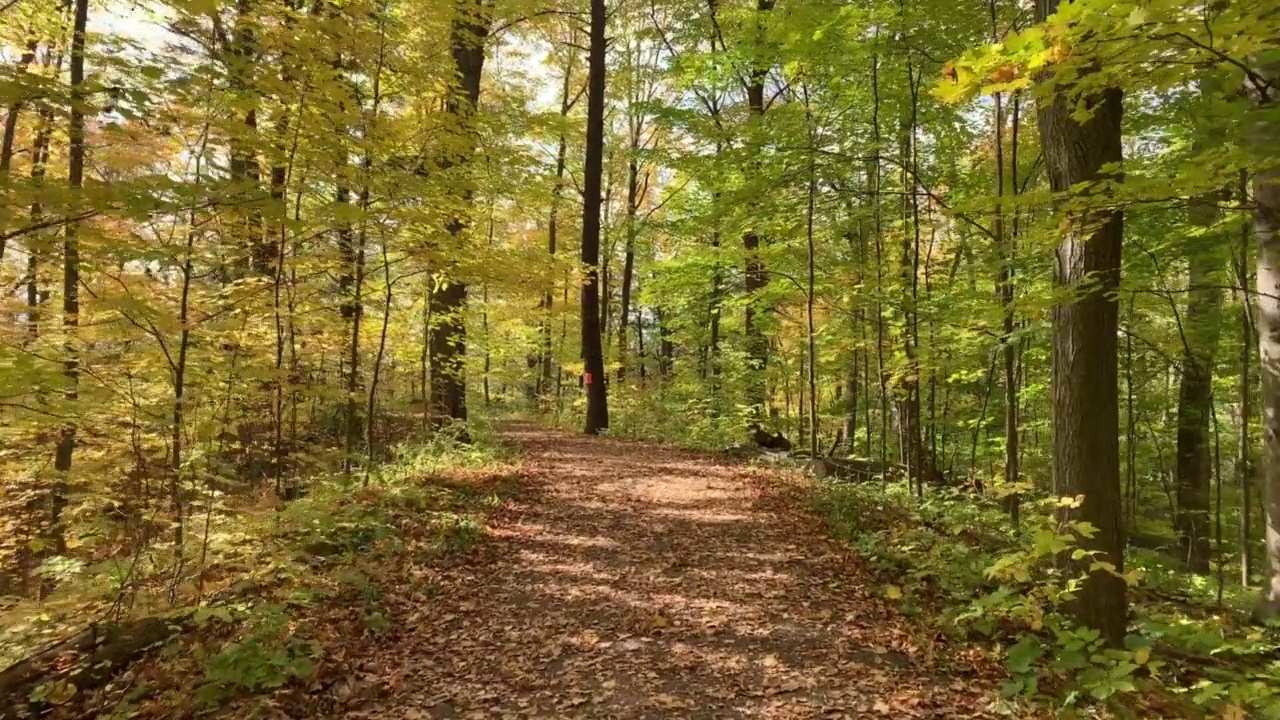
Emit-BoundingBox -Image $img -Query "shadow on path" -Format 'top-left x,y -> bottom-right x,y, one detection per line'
347,422 -> 1006,719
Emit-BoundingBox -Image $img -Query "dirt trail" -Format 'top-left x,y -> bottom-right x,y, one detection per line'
349,423 -> 1005,719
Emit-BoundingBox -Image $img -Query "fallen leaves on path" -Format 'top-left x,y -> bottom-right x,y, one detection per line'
339,423 -> 1013,719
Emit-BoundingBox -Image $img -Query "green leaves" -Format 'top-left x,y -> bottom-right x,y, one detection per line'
1005,634 -> 1044,674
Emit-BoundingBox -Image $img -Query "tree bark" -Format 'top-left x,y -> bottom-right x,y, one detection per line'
618,157 -> 640,381
580,0 -> 609,434
0,41 -> 38,260
51,0 -> 90,559
1175,197 -> 1225,574
1255,93 -> 1280,613
991,0 -> 1020,520
1037,0 -> 1127,645
899,60 -> 936,492
1238,169 -> 1254,587
227,0 -> 267,276
542,55 -> 576,402
24,102 -> 55,343
743,0 -> 775,430
429,0 -> 488,432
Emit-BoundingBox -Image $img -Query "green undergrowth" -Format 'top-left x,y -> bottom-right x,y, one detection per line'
2,419 -> 520,718
813,481 -> 1280,719
547,383 -> 756,451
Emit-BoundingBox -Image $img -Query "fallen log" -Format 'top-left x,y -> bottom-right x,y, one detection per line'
808,456 -> 904,482
0,613 -> 191,719
752,428 -> 793,452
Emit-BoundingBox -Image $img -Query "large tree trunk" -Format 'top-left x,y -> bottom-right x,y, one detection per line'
1256,129 -> 1280,616
1036,0 -> 1127,645
743,0 -> 775,431
580,0 -> 609,434
429,0 -> 488,431
1175,197 -> 1225,574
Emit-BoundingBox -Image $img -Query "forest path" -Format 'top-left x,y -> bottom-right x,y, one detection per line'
350,422 -> 1004,719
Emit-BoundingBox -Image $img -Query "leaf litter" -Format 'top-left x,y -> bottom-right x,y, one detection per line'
338,422 -> 1014,719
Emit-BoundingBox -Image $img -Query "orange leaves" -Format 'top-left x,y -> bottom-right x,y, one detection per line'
989,65 -> 1020,85
319,426 -> 1015,719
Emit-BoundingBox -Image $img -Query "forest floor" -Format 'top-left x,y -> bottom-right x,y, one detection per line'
337,422 -> 1013,719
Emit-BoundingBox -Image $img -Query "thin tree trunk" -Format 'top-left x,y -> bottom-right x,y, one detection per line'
804,85 -> 819,459
171,236 -> 195,557
24,102 -> 55,342
1239,169 -> 1254,587
366,235 -> 393,483
991,0 -> 1020,520
51,0 -> 89,558
361,20 -> 389,485
542,56 -> 576,402
618,158 -> 641,381
0,39 -> 38,261
869,45 -> 888,470
1008,89 -> 1023,519
899,59 -> 932,492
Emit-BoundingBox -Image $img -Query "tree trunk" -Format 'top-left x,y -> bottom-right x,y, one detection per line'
25,103 -> 55,343
743,0 -> 775,430
429,0 -> 488,432
803,87 -> 819,459
343,180 -> 368,474
899,60 -> 935,492
542,56 -> 576,403
580,0 -> 609,434
171,245 -> 194,556
1238,170 -> 1254,587
228,0 -> 267,276
51,0 -> 90,559
990,4 -> 1020,518
1005,89 -> 1023,522
618,157 -> 640,381
1175,197 -> 1225,574
360,26 -> 388,483
0,40 -> 38,259
1255,105 -> 1280,615
1037,0 -> 1127,646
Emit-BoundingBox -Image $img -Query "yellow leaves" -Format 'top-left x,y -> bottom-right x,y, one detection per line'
1133,648 -> 1150,665
883,584 -> 902,600
1087,560 -> 1132,584
1057,495 -> 1084,509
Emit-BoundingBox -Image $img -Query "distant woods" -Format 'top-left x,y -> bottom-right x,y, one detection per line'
0,0 -> 1279,648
